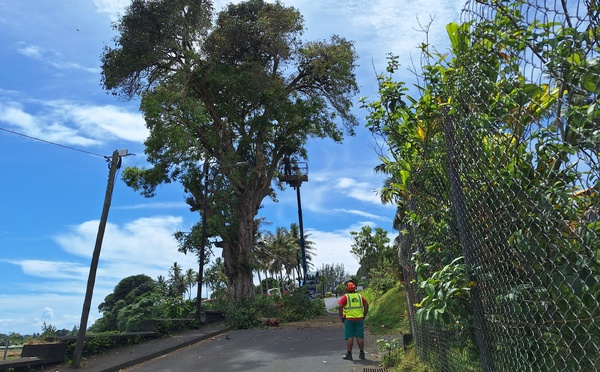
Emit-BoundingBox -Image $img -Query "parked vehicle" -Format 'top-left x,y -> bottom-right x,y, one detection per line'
304,271 -> 319,298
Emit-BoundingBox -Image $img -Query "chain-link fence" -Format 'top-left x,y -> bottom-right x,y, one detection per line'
392,1 -> 600,371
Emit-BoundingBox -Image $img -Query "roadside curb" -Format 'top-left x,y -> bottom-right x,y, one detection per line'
101,326 -> 233,372
54,325 -> 233,372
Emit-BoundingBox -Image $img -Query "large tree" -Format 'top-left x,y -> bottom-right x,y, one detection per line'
350,225 -> 393,285
101,0 -> 358,300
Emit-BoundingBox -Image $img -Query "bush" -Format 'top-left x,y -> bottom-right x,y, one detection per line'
368,276 -> 396,296
154,319 -> 199,335
224,299 -> 261,329
222,289 -> 326,328
377,338 -> 403,367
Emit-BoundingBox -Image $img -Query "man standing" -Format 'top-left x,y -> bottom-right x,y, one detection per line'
338,280 -> 369,360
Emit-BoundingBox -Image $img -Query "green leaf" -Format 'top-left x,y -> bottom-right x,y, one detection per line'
582,73 -> 600,93
425,283 -> 435,298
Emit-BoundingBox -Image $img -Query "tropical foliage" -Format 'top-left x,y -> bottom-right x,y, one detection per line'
253,223 -> 315,293
219,288 -> 326,329
90,264 -> 199,333
363,1 -> 600,370
350,225 -> 398,291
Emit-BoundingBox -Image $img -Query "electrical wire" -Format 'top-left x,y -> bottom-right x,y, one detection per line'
0,126 -> 112,159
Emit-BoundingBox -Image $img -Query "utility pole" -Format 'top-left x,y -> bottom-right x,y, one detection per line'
72,150 -> 122,368
195,159 -> 210,322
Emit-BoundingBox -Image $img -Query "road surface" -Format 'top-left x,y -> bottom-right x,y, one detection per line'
123,298 -> 384,372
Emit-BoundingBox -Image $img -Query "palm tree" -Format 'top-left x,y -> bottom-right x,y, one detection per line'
167,262 -> 186,299
156,275 -> 169,296
253,232 -> 271,294
184,268 -> 198,300
204,258 -> 227,298
264,227 -> 299,291
251,219 -> 271,294
289,223 -> 316,279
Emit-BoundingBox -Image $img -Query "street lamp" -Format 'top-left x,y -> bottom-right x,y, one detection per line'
195,159 -> 247,322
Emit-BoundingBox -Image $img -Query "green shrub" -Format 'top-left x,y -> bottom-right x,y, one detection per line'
377,338 -> 403,367
253,294 -> 279,318
154,319 -> 199,335
64,332 -> 150,362
278,289 -> 325,322
85,335 -> 118,355
369,276 -> 396,296
222,289 -> 326,328
224,299 -> 261,329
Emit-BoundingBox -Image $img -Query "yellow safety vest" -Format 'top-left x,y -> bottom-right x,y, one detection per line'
344,293 -> 364,318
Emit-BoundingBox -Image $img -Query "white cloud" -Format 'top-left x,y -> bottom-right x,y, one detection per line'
92,0 -> 127,20
308,228 -> 357,274
58,103 -> 148,143
116,201 -> 190,210
17,45 -> 43,59
333,208 -> 389,221
12,260 -> 89,280
17,43 -> 99,73
335,177 -> 381,204
41,307 -> 55,321
4,216 -> 200,290
54,216 -> 198,278
0,98 -> 147,147
0,101 -> 101,146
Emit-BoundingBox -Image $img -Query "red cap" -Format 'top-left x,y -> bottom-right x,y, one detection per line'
346,282 -> 357,291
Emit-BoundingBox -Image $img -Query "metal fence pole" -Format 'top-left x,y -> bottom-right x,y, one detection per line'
443,110 -> 495,372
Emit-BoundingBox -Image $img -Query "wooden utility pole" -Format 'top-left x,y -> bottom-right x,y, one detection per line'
195,159 -> 210,322
72,150 -> 121,368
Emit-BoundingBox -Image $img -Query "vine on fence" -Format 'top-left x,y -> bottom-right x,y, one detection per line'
364,1 -> 600,371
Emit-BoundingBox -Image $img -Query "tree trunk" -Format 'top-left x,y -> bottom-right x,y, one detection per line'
221,200 -> 257,301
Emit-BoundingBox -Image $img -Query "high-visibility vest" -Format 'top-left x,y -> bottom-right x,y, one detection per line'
344,293 -> 364,318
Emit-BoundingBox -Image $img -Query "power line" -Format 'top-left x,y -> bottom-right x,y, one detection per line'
0,126 -> 108,159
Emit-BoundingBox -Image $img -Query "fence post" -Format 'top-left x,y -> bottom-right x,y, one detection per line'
443,109 -> 495,372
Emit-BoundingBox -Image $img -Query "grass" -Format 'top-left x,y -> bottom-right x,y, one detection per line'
358,283 -> 432,370
387,345 -> 431,372
363,283 -> 411,336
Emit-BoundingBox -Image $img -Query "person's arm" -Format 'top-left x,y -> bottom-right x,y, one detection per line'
363,297 -> 369,319
338,295 -> 346,323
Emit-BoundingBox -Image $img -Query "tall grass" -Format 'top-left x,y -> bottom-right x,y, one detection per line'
362,283 -> 411,336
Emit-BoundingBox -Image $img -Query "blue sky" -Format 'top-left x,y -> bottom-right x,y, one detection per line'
0,0 -> 462,335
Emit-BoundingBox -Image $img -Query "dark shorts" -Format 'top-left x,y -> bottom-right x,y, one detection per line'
343,319 -> 365,339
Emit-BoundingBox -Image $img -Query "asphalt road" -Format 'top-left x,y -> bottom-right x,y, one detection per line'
122,298 -> 384,372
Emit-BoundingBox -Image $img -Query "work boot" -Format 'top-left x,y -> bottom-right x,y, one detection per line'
359,351 -> 366,360
343,352 -> 353,360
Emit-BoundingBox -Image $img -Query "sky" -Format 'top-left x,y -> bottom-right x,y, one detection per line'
0,0 -> 463,335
